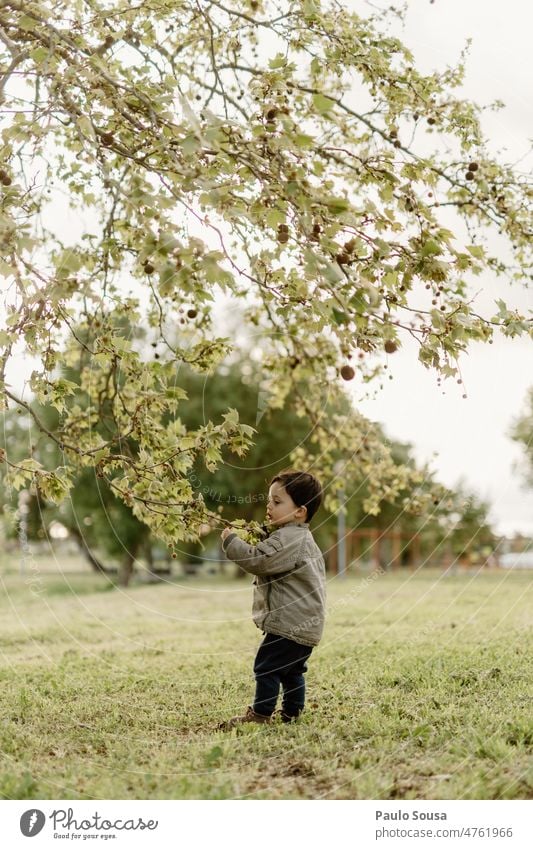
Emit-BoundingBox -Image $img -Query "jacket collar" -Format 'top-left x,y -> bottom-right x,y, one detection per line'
279,521 -> 309,528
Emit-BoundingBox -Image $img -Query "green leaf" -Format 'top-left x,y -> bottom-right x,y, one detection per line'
323,261 -> 344,283
350,291 -> 368,313
374,239 -> 391,258
420,239 -> 441,258
332,307 -> 349,325
30,46 -> 51,63
495,298 -> 508,314
166,386 -> 189,400
293,133 -> 315,149
39,472 -> 72,504
222,408 -> 239,427
321,195 -> 350,214
265,208 -> 286,229
19,14 -> 37,31
382,271 -> 398,287
180,133 -> 200,156
312,93 -> 335,115
0,259 -> 15,278
269,53 -> 287,69
56,249 -> 82,273
76,115 -> 96,142
430,309 -> 446,330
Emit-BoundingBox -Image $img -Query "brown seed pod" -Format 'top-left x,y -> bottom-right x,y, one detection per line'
187,308 -> 197,319
384,341 -> 398,354
101,132 -> 114,146
278,223 -> 289,232
340,364 -> 355,381
143,262 -> 155,274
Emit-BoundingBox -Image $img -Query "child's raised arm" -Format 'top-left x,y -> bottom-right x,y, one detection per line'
221,528 -> 303,576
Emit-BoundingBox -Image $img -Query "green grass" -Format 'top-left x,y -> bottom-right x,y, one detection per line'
0,563 -> 531,799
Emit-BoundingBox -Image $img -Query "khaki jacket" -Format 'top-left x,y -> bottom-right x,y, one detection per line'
222,522 -> 326,647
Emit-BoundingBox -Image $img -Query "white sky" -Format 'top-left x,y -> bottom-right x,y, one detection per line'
353,0 -> 533,536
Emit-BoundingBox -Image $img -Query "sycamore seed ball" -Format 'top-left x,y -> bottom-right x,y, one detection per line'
340,364 -> 355,381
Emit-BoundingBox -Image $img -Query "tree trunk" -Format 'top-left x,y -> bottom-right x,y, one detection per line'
71,529 -> 110,575
118,548 -> 136,588
144,538 -> 154,570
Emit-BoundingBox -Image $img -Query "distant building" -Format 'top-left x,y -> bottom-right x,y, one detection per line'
498,551 -> 533,570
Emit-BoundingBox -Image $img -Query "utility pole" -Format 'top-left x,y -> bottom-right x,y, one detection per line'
334,460 -> 346,579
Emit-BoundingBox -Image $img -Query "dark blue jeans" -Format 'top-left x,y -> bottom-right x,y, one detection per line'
253,632 -> 313,718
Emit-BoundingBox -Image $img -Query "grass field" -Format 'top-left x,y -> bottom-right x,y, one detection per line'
0,560 -> 531,800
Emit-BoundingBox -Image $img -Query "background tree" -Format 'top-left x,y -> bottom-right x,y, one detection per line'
1,0 -> 530,551
510,387 -> 533,487
0,393 -> 153,585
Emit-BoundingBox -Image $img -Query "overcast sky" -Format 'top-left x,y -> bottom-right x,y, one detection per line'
353,0 -> 533,536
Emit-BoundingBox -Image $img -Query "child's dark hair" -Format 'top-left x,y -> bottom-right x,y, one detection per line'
269,468 -> 323,522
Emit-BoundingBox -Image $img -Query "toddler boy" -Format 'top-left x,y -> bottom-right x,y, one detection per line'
220,469 -> 326,727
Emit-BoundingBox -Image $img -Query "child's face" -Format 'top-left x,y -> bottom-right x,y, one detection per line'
266,482 -> 307,526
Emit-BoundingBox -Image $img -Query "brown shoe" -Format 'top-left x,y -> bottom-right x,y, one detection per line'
218,706 -> 273,731
275,709 -> 301,724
